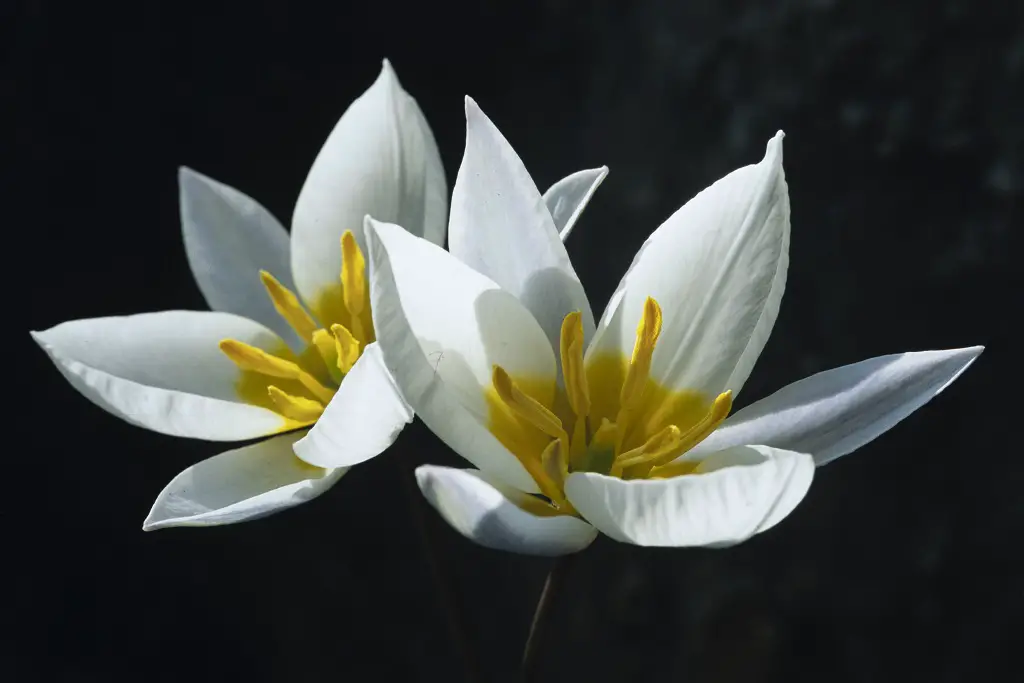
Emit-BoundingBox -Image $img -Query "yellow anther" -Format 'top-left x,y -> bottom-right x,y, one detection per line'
311,329 -> 340,378
648,458 -> 702,479
646,390 -> 733,470
340,231 -> 368,344
619,297 -> 662,411
541,439 -> 567,493
220,339 -> 335,404
492,365 -> 568,454
331,324 -> 360,374
613,424 -> 683,472
259,270 -> 319,342
559,311 -> 591,418
267,386 -> 324,422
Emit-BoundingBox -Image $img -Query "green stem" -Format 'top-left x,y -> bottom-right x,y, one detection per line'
395,460 -> 480,683
521,552 -> 580,682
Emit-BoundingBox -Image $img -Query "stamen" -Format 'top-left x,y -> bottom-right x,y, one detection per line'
267,386 -> 324,422
311,329 -> 341,380
492,365 -> 569,457
259,271 -> 319,342
619,297 -> 662,411
644,390 -> 733,470
648,459 -> 702,479
220,339 -> 335,404
613,424 -> 682,472
341,231 -> 367,342
559,311 -> 591,417
331,323 -> 360,374
540,439 -> 567,495
579,417 -> 618,474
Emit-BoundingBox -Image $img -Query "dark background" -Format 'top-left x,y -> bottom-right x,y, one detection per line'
12,1 -> 1022,681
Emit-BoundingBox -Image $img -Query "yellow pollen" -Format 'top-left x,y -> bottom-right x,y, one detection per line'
647,391 -> 733,472
219,339 -> 335,404
331,323 -> 361,374
259,270 -> 319,343
341,231 -> 367,341
267,386 -> 325,422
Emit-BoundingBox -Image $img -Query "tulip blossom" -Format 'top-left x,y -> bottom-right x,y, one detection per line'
30,60 -> 451,530
363,98 -> 982,556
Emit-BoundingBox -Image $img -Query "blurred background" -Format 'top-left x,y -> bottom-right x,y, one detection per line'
12,1 -> 1021,681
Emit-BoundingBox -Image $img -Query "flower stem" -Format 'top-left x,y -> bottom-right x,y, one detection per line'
521,552 -> 580,682
394,459 -> 480,683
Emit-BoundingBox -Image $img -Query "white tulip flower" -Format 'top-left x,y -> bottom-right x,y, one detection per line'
362,98 -> 983,556
31,63 -> 606,532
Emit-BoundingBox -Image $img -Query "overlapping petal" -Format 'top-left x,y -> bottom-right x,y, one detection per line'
586,132 -> 789,399
143,430 -> 347,530
291,59 -> 448,320
178,167 -> 301,349
543,167 -> 609,242
565,445 -> 814,547
31,311 -> 289,440
365,217 -> 551,492
692,346 -> 984,466
293,343 -> 414,468
416,465 -> 598,556
448,98 -> 594,351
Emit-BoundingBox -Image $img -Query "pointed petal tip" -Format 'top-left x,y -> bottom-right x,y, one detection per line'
464,95 -> 484,119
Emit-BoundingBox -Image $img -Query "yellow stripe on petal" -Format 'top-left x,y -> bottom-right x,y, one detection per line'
259,270 -> 319,343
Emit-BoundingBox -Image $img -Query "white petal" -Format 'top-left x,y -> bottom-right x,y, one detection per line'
178,167 -> 301,349
416,465 -> 597,556
693,346 -> 984,466
587,133 -> 789,398
31,311 -> 289,440
365,217 -> 553,492
291,59 -> 448,318
448,98 -> 594,350
143,430 -> 347,530
543,167 -> 609,242
564,445 -> 814,547
292,343 -> 413,468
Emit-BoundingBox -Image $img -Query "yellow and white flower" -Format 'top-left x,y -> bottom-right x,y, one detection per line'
363,99 -> 983,556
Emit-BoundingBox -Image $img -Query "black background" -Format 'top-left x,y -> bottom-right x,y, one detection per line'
13,1 -> 1022,681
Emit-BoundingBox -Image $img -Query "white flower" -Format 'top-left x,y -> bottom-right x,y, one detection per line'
362,98 -> 983,556
31,64 -> 605,532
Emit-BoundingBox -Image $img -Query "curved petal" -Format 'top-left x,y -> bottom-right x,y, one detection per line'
448,98 -> 594,350
543,167 -> 609,242
31,311 -> 290,440
416,465 -> 597,556
587,133 -> 789,399
293,343 -> 413,468
291,59 -> 448,319
365,217 -> 554,492
143,430 -> 347,530
692,346 -> 984,466
564,445 -> 814,547
178,167 -> 301,349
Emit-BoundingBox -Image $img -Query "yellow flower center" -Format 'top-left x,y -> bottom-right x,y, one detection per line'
219,230 -> 374,431
487,297 -> 732,515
